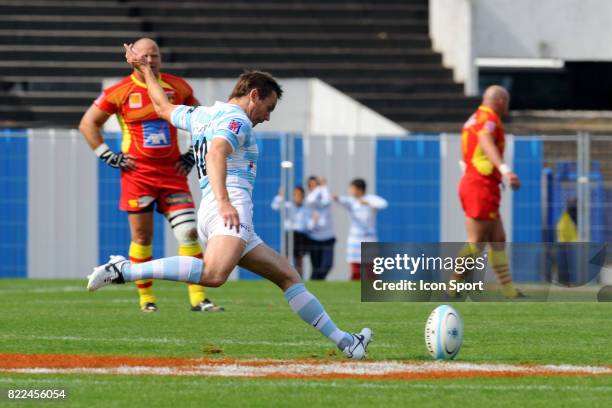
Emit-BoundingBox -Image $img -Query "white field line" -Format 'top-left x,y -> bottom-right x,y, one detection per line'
0,285 -> 132,294
0,285 -> 85,294
0,376 -> 611,393
2,360 -> 611,379
23,299 -> 135,304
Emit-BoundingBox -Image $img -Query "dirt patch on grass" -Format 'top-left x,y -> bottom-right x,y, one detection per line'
1,353 -> 610,380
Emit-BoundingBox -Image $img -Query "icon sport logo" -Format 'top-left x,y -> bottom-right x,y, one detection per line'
227,119 -> 243,135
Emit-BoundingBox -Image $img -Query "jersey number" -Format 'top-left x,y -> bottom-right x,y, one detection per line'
194,139 -> 208,179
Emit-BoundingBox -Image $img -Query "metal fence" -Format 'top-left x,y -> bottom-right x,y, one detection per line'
0,129 -> 610,280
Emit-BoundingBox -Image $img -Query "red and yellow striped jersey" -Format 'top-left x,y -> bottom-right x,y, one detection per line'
94,73 -> 197,170
461,105 -> 505,185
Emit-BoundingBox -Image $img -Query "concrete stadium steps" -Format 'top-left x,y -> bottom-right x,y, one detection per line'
2,30 -> 432,49
0,2 -> 427,19
0,105 -> 85,124
0,91 -> 97,107
0,15 -> 427,34
135,3 -> 428,19
0,61 -> 452,79
157,32 -> 433,49
1,45 -> 443,65
347,93 -> 480,109
138,0 -> 427,5
326,78 -> 465,94
380,106 -> 473,123
0,76 -> 103,93
0,16 -> 150,32
0,0 -> 476,131
0,1 -> 132,17
0,30 -> 153,46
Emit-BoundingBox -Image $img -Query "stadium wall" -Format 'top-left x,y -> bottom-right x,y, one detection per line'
430,0 -> 612,93
429,0 -> 477,95
0,129 -> 557,280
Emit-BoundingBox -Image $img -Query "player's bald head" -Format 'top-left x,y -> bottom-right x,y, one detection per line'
483,85 -> 509,103
133,37 -> 159,52
482,85 -> 510,117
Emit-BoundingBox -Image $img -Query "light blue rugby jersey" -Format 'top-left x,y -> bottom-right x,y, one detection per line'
170,101 -> 257,196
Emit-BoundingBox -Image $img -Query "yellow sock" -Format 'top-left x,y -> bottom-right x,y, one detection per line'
129,242 -> 156,306
187,284 -> 206,307
453,243 -> 481,281
179,242 -> 206,306
489,248 -> 519,298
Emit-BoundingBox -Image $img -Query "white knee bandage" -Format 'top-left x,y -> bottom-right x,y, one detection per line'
166,208 -> 197,245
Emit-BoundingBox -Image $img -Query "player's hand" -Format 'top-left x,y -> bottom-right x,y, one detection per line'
96,144 -> 136,170
506,172 -> 521,190
318,176 -> 327,185
176,146 -> 195,176
124,43 -> 148,72
218,200 -> 240,233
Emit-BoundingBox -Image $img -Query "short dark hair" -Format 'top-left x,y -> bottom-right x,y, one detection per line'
229,70 -> 283,100
351,178 -> 366,192
294,186 -> 305,195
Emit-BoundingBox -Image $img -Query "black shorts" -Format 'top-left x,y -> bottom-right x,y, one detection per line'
293,231 -> 310,257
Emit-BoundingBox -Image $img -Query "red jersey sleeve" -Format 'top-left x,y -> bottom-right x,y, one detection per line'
93,82 -> 129,115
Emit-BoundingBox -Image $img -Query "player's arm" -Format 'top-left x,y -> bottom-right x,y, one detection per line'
477,129 -> 521,190
317,177 -> 332,206
271,187 -> 285,210
206,138 -> 240,232
334,195 -> 352,210
362,195 -> 388,210
79,104 -> 136,170
174,85 -> 201,175
124,43 -> 176,122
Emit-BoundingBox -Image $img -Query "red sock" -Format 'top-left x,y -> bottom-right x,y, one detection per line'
350,263 -> 361,281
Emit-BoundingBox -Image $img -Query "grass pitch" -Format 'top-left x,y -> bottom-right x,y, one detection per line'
0,279 -> 611,407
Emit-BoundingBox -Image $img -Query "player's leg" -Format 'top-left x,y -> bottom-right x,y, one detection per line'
309,239 -> 325,280
238,243 -> 371,357
128,210 -> 157,312
447,218 -> 490,297
453,181 -> 492,290
347,237 -> 361,281
489,217 -> 524,298
164,203 -> 223,311
319,238 -> 335,280
88,235 -> 242,293
350,263 -> 361,281
115,235 -> 244,287
293,232 -> 307,277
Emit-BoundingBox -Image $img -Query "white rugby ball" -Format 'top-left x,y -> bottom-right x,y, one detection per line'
424,304 -> 463,360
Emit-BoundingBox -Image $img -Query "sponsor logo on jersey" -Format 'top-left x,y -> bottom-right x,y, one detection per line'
143,120 -> 171,148
129,92 -> 143,109
227,119 -> 243,135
